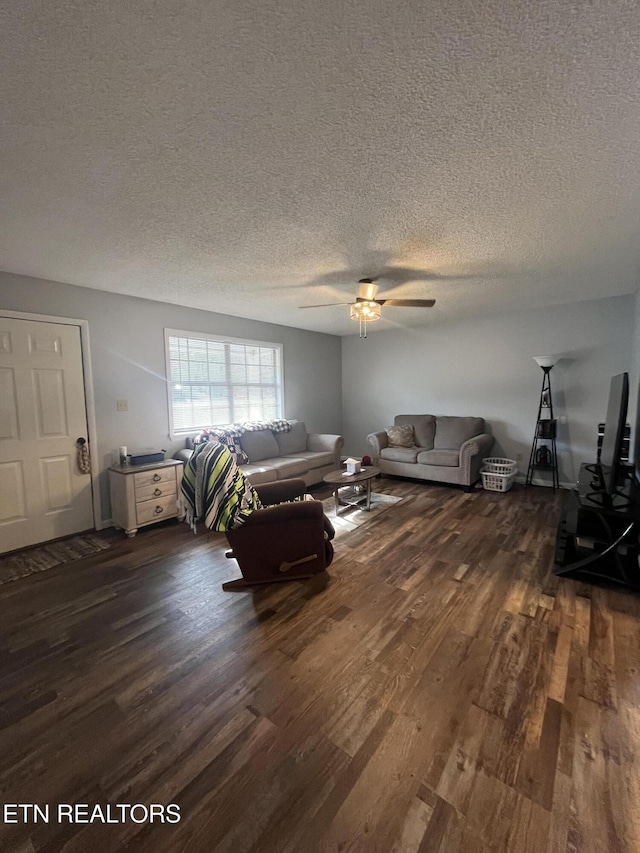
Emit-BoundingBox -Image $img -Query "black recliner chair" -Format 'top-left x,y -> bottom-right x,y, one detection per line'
222,478 -> 335,590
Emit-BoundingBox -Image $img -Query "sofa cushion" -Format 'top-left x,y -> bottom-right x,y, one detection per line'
417,449 -> 460,467
434,417 -> 484,450
269,457 -> 310,479
240,463 -> 279,484
274,420 -> 308,455
380,446 -> 421,463
283,451 -> 335,469
240,429 -> 279,462
395,415 -> 435,450
385,424 -> 416,447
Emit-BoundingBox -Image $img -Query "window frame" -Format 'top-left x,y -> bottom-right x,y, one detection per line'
164,328 -> 285,439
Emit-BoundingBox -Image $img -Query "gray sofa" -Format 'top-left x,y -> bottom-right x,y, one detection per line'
367,414 -> 494,490
175,420 -> 344,487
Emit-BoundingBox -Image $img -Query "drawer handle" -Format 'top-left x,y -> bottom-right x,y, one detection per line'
153,488 -> 162,496
154,505 -> 164,515
153,474 -> 162,482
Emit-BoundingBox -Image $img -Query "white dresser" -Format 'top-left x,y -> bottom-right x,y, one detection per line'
109,459 -> 184,538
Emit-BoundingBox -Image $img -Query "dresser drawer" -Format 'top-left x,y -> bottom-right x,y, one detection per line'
134,467 -> 177,488
135,481 -> 177,502
136,494 -> 178,526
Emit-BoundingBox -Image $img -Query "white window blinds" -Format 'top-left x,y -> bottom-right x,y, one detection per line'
165,330 -> 283,434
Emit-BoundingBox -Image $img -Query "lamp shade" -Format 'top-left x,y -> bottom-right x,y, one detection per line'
533,355 -> 558,369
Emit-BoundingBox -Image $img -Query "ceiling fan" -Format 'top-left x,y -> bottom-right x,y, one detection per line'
299,278 -> 435,337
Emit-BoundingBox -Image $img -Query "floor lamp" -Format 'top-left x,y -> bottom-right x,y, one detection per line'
526,355 -> 560,490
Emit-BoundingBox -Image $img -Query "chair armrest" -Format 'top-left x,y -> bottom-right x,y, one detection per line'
239,499 -> 325,527
366,431 -> 389,463
306,433 -> 344,458
254,478 -> 306,505
173,448 -> 193,463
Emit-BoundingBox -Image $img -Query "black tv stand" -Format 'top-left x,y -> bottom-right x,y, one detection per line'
554,463 -> 640,588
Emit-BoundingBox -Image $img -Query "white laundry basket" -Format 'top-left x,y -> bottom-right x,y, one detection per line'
482,457 -> 517,475
481,469 -> 517,492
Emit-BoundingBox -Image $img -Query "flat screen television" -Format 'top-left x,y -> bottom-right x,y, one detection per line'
632,375 -> 640,491
598,372 -> 629,496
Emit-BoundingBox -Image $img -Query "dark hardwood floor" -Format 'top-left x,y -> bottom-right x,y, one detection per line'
1,479 -> 639,852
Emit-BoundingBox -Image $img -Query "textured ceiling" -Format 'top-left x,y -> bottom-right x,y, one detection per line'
1,0 -> 640,335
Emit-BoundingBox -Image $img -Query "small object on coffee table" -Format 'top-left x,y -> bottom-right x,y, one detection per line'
323,466 -> 381,515
344,456 -> 362,474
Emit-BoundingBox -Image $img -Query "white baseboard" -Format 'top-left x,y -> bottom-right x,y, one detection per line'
513,474 -> 574,490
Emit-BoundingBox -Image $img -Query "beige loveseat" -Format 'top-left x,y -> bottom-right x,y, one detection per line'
175,420 -> 343,487
367,414 -> 494,491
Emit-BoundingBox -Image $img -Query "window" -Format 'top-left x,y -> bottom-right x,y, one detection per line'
165,329 -> 283,435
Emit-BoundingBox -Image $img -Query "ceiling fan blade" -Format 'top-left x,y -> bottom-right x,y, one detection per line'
376,298 -> 436,308
357,278 -> 378,301
298,302 -> 353,309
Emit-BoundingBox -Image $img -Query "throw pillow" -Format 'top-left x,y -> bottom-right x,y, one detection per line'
386,424 -> 416,447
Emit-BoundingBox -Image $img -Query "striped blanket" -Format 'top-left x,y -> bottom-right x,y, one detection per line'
179,442 -> 262,532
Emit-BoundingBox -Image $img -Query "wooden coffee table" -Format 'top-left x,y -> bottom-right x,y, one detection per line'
323,466 -> 381,515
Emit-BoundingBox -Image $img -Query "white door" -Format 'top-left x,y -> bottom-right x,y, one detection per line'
0,318 -> 94,553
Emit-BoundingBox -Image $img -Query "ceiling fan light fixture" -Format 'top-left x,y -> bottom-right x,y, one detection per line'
350,301 -> 381,322
350,300 -> 381,338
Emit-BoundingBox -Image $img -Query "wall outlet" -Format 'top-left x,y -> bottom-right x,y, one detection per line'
116,399 -> 128,412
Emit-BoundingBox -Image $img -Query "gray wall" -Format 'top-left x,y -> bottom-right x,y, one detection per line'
0,272 -> 342,522
2,267 -> 635,528
341,295 -> 634,487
